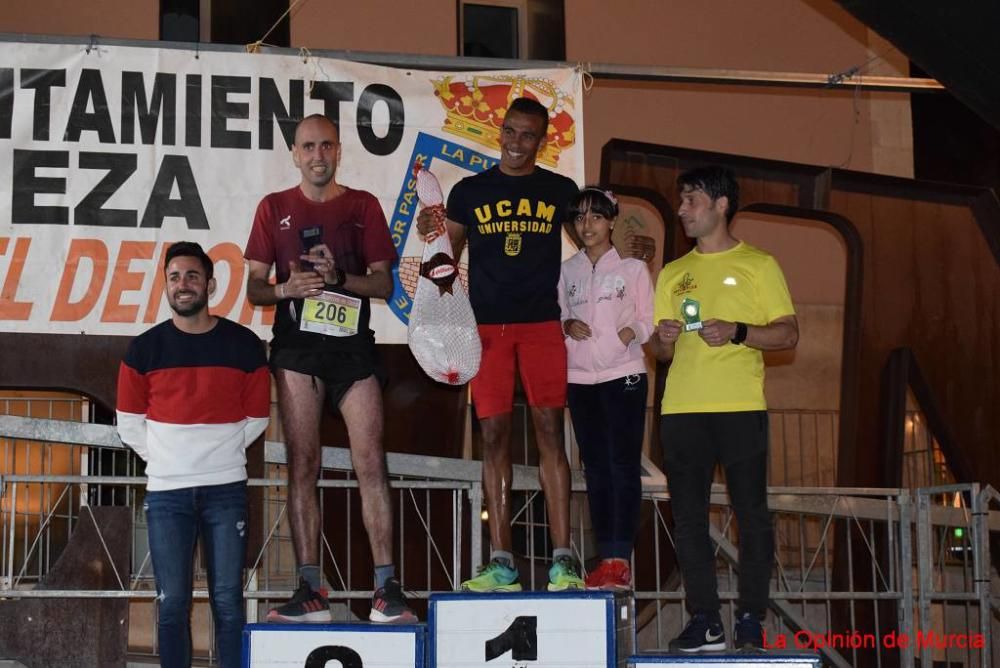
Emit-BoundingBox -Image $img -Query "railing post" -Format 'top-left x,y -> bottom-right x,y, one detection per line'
6,481 -> 16,591
245,568 -> 258,624
453,486 -> 463,591
78,449 -> 89,509
915,489 -> 932,668
971,484 -> 989,668
468,482 -> 483,578
897,489 -> 914,667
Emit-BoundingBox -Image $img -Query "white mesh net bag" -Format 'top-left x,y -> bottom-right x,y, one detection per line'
407,169 -> 482,385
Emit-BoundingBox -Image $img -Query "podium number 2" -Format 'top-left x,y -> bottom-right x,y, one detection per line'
305,645 -> 363,668
485,615 -> 537,662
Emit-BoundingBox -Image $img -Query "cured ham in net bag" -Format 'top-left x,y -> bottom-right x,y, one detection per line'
407,169 -> 481,385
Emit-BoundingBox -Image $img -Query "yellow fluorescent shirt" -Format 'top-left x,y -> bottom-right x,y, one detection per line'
653,241 -> 795,414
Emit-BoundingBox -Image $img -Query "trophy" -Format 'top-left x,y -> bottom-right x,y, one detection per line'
681,297 -> 703,331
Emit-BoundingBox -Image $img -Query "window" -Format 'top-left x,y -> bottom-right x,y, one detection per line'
459,0 -> 564,61
211,0 -> 289,47
160,0 -> 201,42
462,3 -> 520,59
160,0 -> 290,47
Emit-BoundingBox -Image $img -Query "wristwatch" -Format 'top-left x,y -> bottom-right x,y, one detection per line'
325,267 -> 346,290
731,322 -> 748,345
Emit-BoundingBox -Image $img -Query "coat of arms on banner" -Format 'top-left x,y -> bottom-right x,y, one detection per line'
431,75 -> 577,168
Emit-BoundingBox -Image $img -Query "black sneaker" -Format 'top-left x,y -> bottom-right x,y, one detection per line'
370,577 -> 417,623
266,577 -> 332,623
734,611 -> 766,652
668,612 -> 726,653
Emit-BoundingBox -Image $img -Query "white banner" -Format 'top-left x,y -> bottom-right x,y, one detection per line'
0,41 -> 584,342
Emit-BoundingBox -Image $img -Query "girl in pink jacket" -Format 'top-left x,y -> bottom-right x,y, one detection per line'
558,187 -> 654,590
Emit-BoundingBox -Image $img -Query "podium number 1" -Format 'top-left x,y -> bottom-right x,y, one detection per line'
485,615 -> 537,662
305,646 -> 363,668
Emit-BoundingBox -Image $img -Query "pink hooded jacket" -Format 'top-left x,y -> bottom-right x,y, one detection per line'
558,247 -> 655,385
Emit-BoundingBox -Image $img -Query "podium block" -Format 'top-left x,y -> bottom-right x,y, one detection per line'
429,591 -> 634,668
628,652 -> 821,667
242,622 -> 425,667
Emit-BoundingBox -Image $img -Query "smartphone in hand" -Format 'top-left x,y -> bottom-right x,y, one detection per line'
299,226 -> 322,272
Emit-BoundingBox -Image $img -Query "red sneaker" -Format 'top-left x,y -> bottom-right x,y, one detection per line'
584,559 -> 632,591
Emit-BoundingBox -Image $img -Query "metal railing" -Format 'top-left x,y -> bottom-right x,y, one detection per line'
635,482 -> 1000,667
1,414 -> 998,667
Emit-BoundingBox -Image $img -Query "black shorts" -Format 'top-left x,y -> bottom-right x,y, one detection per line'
269,345 -> 387,410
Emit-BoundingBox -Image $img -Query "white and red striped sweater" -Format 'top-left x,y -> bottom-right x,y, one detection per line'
116,317 -> 270,491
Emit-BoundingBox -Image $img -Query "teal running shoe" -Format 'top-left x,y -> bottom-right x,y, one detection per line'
547,555 -> 585,591
461,558 -> 522,592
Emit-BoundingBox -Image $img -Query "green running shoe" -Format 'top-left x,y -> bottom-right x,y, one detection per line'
461,558 -> 523,592
547,555 -> 585,591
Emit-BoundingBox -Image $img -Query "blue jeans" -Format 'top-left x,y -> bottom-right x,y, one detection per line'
567,373 -> 648,559
144,480 -> 248,668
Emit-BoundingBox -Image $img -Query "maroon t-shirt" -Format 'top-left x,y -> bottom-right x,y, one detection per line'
244,186 -> 397,350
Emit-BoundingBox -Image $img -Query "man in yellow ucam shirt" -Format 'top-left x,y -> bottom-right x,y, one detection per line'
648,166 -> 798,654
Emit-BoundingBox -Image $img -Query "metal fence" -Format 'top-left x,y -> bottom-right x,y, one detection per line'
1,413 -> 998,666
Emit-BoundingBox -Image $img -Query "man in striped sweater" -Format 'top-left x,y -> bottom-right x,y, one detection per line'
116,241 -> 270,668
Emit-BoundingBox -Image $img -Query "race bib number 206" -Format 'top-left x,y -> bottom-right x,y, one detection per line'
301,292 -> 361,337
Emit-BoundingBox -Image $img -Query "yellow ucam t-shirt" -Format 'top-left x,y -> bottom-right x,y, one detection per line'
653,241 -> 795,415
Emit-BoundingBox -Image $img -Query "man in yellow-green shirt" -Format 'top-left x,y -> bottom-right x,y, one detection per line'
648,166 -> 798,654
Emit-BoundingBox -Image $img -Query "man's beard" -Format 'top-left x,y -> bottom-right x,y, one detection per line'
168,291 -> 208,317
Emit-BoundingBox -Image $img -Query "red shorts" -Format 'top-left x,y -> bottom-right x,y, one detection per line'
471,321 -> 567,419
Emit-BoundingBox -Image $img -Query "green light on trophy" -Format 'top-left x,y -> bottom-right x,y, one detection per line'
681,297 -> 703,331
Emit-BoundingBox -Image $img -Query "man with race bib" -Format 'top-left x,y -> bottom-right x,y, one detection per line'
244,113 -> 415,624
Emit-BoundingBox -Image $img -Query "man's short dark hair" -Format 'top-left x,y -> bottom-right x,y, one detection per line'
677,166 -> 740,223
165,241 -> 213,280
294,113 -> 340,144
507,97 -> 549,136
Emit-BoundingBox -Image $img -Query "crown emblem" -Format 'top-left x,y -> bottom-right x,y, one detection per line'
432,74 -> 576,167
